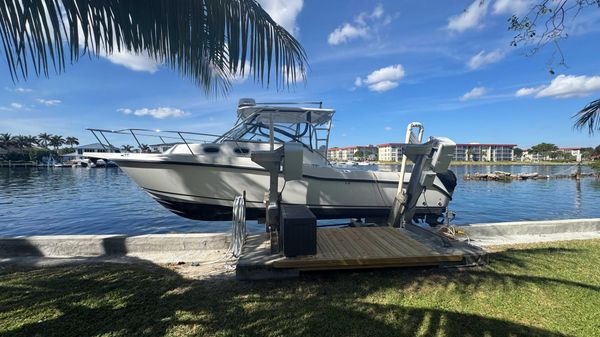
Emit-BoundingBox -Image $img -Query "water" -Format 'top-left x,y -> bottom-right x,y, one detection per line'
0,165 -> 599,236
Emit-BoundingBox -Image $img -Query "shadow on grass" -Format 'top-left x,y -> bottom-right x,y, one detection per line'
0,245 -> 596,337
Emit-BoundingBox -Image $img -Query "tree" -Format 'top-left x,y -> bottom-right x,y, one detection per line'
0,0 -> 307,94
49,135 -> 65,150
0,133 -> 13,149
353,150 -> 364,159
38,133 -> 52,148
139,144 -> 151,153
121,145 -> 134,152
65,137 -> 79,148
594,145 -> 600,156
513,147 -> 524,158
507,1 -> 600,133
531,143 -> 558,157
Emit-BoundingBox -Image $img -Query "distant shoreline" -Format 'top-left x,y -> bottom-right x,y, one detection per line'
374,160 -> 582,166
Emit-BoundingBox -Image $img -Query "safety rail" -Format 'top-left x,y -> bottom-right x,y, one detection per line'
86,128 -> 230,156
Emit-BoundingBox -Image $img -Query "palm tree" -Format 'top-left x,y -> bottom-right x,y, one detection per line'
23,135 -> 38,148
139,144 -> 151,153
574,99 -> 600,135
49,135 -> 65,151
65,137 -> 80,148
0,0 -> 307,94
0,133 -> 13,149
38,133 -> 52,149
121,145 -> 134,153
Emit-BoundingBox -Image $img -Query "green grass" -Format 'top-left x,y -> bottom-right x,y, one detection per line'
1,240 -> 599,337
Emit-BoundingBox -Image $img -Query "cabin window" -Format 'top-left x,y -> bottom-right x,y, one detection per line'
234,147 -> 250,154
203,146 -> 220,154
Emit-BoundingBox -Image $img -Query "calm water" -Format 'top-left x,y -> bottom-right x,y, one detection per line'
0,165 -> 599,236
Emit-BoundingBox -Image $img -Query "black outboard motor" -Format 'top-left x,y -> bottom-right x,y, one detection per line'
436,170 -> 457,195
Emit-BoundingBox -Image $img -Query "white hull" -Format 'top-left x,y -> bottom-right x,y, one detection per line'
92,142 -> 455,221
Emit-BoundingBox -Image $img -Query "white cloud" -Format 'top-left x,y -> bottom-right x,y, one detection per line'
118,107 -> 191,119
384,126 -> 392,131
36,98 -> 62,106
515,87 -> 541,97
493,0 -> 533,15
103,51 -> 160,73
15,87 -> 32,93
364,64 -> 405,84
355,64 -> 406,92
371,4 -> 384,19
467,49 -> 505,70
257,0 -> 304,36
516,74 -> 600,99
369,81 -> 399,92
328,4 -> 391,45
328,23 -> 370,45
460,87 -> 487,101
10,103 -> 22,109
447,0 -> 489,33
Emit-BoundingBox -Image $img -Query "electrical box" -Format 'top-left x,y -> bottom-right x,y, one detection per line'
280,204 -> 316,257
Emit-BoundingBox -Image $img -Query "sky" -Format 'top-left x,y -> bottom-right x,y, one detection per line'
2,0 -> 600,149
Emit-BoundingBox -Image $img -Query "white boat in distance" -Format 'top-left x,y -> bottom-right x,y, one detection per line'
86,99 -> 457,225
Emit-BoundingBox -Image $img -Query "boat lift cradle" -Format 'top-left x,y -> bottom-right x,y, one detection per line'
250,118 -> 456,253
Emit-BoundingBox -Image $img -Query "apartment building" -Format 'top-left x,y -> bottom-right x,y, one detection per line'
453,143 -> 516,162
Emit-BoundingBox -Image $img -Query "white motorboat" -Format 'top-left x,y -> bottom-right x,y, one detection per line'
86,99 -> 457,224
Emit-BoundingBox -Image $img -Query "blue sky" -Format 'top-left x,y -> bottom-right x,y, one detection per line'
2,0 -> 600,149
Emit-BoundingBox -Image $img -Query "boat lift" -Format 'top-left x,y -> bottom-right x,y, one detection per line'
249,117 -> 456,255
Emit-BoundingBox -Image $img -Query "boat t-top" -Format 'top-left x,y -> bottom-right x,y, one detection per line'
86,99 -> 457,225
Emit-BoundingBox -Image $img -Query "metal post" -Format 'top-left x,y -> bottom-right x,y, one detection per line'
269,113 -> 275,151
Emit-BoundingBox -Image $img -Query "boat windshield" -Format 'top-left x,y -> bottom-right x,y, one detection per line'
216,106 -> 334,154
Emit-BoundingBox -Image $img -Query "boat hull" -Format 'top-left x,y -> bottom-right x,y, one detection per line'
113,158 -> 452,222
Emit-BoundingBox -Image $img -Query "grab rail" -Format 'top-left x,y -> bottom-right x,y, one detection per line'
86,128 -> 230,156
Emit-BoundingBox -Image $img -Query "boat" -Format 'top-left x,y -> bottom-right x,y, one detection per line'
85,99 -> 457,225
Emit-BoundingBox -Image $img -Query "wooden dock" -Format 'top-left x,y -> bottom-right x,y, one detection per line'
237,226 -> 486,280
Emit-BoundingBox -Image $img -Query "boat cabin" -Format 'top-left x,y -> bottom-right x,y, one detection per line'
216,98 -> 335,156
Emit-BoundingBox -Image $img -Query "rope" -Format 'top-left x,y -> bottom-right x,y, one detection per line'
438,224 -> 470,243
231,195 -> 247,258
188,194 -> 247,270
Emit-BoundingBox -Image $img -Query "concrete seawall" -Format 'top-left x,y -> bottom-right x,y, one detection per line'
1,218 -> 599,264
0,233 -> 231,264
459,218 -> 600,246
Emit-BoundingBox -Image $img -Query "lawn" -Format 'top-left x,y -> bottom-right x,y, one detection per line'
0,240 -> 599,337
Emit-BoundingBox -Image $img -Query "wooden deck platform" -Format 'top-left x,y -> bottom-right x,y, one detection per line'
237,226 -> 486,280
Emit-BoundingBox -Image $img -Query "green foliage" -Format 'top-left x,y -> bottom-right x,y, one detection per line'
0,0 -> 307,94
353,150 -> 364,158
531,142 -> 558,155
28,148 -> 52,162
588,161 -> 600,174
513,147 -> 524,157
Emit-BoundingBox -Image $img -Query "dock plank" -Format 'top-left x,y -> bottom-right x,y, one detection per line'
272,227 -> 464,269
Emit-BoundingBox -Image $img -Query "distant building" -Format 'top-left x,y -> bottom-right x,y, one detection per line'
377,143 -> 404,162
453,143 -> 516,162
327,145 -> 377,161
61,143 -> 118,162
521,149 -> 547,162
559,147 -> 583,158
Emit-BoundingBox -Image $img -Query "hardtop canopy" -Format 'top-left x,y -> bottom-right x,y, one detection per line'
236,99 -> 335,125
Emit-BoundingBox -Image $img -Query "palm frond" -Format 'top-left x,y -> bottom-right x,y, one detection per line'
573,98 -> 600,135
0,0 -> 307,94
